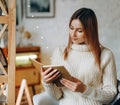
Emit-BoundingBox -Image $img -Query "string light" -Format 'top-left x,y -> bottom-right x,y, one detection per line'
41,36 -> 44,39
36,26 -> 39,29
27,4 -> 30,8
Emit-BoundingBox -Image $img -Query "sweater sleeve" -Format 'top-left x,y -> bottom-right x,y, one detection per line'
42,48 -> 63,100
82,49 -> 117,104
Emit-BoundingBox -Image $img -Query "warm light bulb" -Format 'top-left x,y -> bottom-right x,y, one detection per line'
16,54 -> 37,61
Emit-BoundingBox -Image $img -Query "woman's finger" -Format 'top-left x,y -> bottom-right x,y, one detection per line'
44,67 -> 53,74
72,76 -> 81,83
60,78 -> 86,92
44,69 -> 59,80
41,67 -> 45,72
60,78 -> 75,88
45,72 -> 61,83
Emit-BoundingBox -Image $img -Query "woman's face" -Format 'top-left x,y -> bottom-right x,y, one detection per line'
69,19 -> 86,44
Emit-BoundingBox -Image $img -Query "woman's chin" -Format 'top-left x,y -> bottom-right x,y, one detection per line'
72,42 -> 79,44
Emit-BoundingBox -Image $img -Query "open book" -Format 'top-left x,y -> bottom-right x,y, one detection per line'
29,58 -> 72,87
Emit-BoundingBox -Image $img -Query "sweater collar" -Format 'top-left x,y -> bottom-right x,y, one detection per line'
71,44 -> 90,52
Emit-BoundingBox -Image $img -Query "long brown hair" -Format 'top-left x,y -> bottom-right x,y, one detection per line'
64,8 -> 101,70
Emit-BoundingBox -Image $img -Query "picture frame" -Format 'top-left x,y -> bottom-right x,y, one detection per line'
0,48 -> 7,67
25,0 -> 55,18
16,0 -> 23,26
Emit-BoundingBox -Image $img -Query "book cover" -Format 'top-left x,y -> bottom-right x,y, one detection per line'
30,58 -> 72,87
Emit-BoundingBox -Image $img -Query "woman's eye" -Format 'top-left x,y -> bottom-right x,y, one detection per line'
78,30 -> 82,33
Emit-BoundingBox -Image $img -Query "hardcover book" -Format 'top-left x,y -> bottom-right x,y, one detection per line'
30,58 -> 72,87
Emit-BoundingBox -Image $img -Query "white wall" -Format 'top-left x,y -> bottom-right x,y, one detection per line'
19,0 -> 120,80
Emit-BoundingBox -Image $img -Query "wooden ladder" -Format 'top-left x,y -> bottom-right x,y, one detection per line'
0,0 -> 16,104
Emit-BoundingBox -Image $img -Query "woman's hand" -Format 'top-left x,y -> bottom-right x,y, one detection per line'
60,76 -> 86,93
41,67 -> 61,84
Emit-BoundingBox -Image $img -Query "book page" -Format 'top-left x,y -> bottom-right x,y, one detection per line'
29,58 -> 43,71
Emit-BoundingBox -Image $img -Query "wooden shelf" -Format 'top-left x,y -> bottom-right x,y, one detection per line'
16,46 -> 40,53
15,46 -> 42,99
16,67 -> 40,87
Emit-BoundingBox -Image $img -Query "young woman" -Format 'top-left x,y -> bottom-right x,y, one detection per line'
41,8 -> 117,105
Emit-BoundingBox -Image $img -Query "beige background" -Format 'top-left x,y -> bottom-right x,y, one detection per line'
17,0 -> 120,80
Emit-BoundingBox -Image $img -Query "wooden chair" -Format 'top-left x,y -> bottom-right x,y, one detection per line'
16,79 -> 33,105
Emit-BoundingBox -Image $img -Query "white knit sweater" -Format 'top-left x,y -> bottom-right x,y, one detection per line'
43,44 -> 117,105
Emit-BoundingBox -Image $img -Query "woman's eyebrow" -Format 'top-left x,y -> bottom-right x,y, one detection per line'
77,28 -> 83,29
70,25 -> 83,29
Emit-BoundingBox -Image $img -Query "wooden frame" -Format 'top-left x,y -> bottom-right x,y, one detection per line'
0,48 -> 7,67
25,0 -> 55,18
8,0 -> 16,104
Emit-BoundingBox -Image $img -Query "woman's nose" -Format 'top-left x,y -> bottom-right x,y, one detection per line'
72,30 -> 76,37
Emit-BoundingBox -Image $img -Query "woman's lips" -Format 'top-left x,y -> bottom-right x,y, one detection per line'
72,37 -> 78,40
